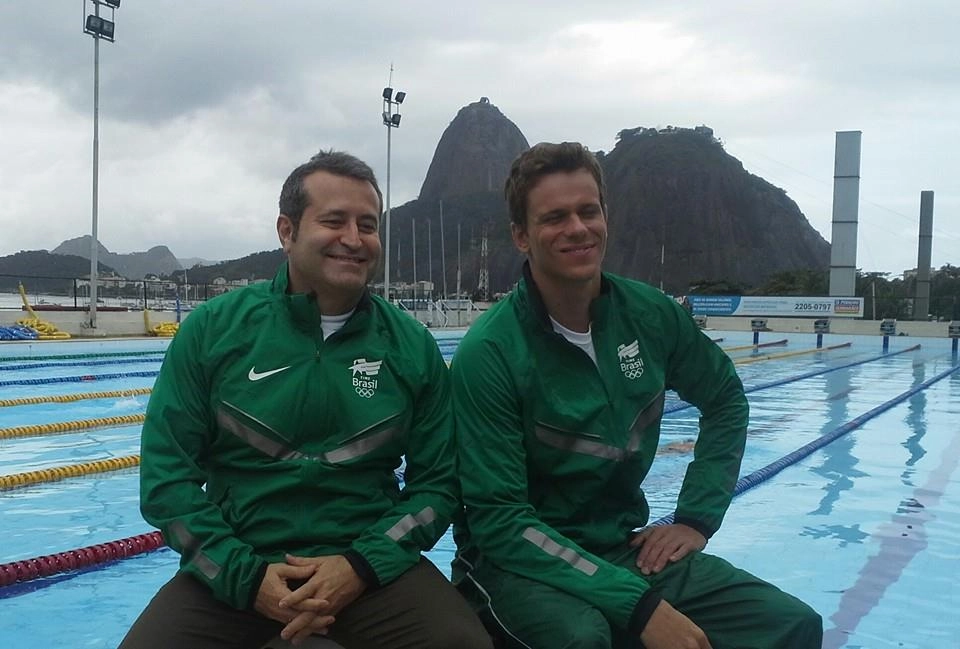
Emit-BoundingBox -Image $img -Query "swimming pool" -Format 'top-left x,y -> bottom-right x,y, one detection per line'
1,331 -> 957,647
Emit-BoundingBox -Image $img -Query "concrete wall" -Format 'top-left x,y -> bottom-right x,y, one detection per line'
1,309 -> 184,338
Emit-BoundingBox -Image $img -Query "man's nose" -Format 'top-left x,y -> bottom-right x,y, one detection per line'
340,220 -> 362,247
566,214 -> 589,236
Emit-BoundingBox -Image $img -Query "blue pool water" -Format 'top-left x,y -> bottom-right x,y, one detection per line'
0,331 -> 958,647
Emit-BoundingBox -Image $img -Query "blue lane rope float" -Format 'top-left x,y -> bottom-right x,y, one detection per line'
0,370 -> 160,388
652,358 -> 960,527
0,350 -> 166,364
0,357 -> 164,372
664,344 -> 921,416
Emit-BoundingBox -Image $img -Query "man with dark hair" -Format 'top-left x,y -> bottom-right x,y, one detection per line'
121,150 -> 492,649
451,142 -> 822,649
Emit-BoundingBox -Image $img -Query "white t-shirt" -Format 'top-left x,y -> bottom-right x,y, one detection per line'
321,309 -> 355,340
549,316 -> 597,366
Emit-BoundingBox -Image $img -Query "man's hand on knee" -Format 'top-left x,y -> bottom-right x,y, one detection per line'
629,524 -> 706,575
639,600 -> 712,649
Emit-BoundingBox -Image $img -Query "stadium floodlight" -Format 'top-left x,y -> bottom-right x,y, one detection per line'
380,71 -> 406,302
84,15 -> 115,41
82,0 -> 120,329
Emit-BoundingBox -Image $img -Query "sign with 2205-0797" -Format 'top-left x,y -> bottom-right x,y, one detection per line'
687,296 -> 864,318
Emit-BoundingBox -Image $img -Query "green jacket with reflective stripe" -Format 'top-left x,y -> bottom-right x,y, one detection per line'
140,263 -> 457,609
452,267 -> 747,629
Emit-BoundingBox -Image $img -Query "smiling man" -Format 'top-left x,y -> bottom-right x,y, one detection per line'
120,150 -> 491,649
451,142 -> 822,649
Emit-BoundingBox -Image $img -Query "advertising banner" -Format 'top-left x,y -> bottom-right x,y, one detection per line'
687,295 -> 864,318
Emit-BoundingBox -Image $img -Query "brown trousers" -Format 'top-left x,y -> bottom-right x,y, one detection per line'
119,557 -> 493,649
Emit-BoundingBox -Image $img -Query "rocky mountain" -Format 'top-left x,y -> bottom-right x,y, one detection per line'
0,250 -> 116,293
52,236 -> 182,279
387,98 -> 530,297
169,249 -> 283,284
389,116 -> 829,297
599,126 -> 830,291
419,97 -> 530,202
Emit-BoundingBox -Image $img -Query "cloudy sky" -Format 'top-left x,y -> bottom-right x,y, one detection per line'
1,1 -> 957,275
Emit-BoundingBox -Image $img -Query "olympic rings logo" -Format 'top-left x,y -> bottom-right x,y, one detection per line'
623,368 -> 644,380
355,387 -> 375,399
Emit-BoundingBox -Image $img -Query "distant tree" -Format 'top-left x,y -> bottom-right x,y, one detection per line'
753,269 -> 828,296
688,279 -> 745,295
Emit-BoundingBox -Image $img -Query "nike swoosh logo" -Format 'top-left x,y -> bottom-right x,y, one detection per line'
248,365 -> 292,381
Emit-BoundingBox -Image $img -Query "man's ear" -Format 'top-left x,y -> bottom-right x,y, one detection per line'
511,222 -> 529,254
277,214 -> 295,251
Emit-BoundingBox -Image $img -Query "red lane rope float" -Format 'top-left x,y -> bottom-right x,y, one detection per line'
0,531 -> 166,587
0,455 -> 141,490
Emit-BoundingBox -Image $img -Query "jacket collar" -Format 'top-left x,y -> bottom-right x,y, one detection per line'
271,261 -> 372,332
518,261 -> 611,333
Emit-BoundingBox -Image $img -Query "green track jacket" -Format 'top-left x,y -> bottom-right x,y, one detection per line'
140,263 -> 457,609
452,266 -> 747,631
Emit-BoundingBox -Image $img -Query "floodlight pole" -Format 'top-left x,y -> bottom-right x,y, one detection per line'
89,1 -> 102,328
381,73 -> 405,304
384,121 -> 392,301
83,0 -> 119,329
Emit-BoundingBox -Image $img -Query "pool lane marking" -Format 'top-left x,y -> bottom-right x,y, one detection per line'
822,384 -> 960,648
664,344 -> 921,415
651,360 -> 960,527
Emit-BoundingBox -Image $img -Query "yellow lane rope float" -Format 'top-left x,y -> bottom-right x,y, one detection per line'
734,342 -> 852,366
0,413 -> 145,440
0,387 -> 152,408
16,283 -> 71,339
143,309 -> 178,337
0,455 -> 140,491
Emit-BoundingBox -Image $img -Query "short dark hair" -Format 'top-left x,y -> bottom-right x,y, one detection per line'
278,149 -> 384,235
504,142 -> 606,228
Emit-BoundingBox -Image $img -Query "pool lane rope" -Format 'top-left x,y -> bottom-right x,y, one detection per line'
0,413 -> 145,440
0,531 -> 165,588
0,357 -> 163,372
0,350 -> 166,364
0,387 -> 152,408
653,357 -> 960,527
722,339 -> 788,353
0,455 -> 140,491
734,341 -> 852,366
0,370 -> 159,388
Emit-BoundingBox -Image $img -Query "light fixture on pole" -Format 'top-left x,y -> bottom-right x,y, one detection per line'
82,0 -> 120,329
381,80 -> 405,302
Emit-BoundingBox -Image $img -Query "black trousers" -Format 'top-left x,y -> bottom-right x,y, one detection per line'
119,557 -> 493,649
